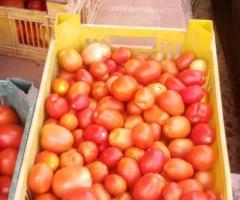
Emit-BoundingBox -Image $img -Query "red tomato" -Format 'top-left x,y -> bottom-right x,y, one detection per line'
161,60 -> 178,75
178,69 -> 205,86
109,128 -> 132,150
67,81 -> 91,101
98,140 -> 110,154
163,116 -> 191,139
58,70 -> 75,83
124,147 -> 144,161
112,47 -> 131,64
185,145 -> 217,171
0,124 -> 23,149
126,100 -> 142,115
89,62 -> 109,81
124,58 -> 142,75
93,109 -> 124,130
75,68 -> 93,84
157,90 -> 185,115
139,148 -> 165,174
92,81 -> 109,100
162,182 -> 182,200
58,48 -> 82,72
115,192 -> 133,200
77,108 -> 94,128
72,129 -> 84,148
152,141 -> 171,160
35,193 -> 59,200
99,147 -> 123,169
36,150 -> 59,171
178,179 -> 203,194
110,75 -> 138,101
191,123 -> 215,145
133,173 -> 165,200
175,51 -> 196,71
0,176 -> 11,195
158,72 -> 175,85
104,174 -> 127,195
44,118 -> 58,125
92,183 -> 111,200
97,96 -> 124,111
105,59 -> 118,74
205,190 -> 221,200
163,158 -> 194,181
180,85 -> 204,104
51,78 -> 70,96
165,77 -> 186,92
52,166 -> 92,198
84,124 -> 108,145
0,0 -> 24,8
117,157 -> 141,188
189,59 -> 208,75
28,163 -> 53,194
59,149 -> 83,168
194,171 -> 214,190
124,115 -> 143,129
143,105 -> 169,125
45,94 -> 69,119
71,94 -> 90,111
132,122 -> 154,149
134,87 -> 155,110
78,141 -> 98,164
185,102 -> 211,124
0,148 -> 18,176
151,123 -> 161,141
86,161 -> 108,183
168,139 -> 194,158
27,0 -> 46,11
59,113 -> 78,131
0,105 -> 19,125
135,60 -> 162,85
147,83 -> 167,98
41,124 -> 73,154
62,188 -> 96,200
0,195 -> 7,200
180,191 -> 208,200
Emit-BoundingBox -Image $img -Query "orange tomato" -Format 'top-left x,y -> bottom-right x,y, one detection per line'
75,68 -> 94,85
89,98 -> 98,110
124,147 -> 145,161
36,150 -> 59,171
194,171 -> 214,190
97,96 -> 124,112
151,141 -> 171,160
124,58 -> 142,75
147,83 -> 167,98
161,60 -> 179,75
52,78 -> 70,96
124,115 -> 143,129
115,192 -> 133,200
59,149 -> 83,168
59,113 -> 78,131
86,161 -> 109,183
151,123 -> 161,141
104,174 -> 127,196
126,100 -> 142,115
57,70 -> 75,83
143,105 -> 169,125
134,87 -> 155,110
158,72 -> 175,85
67,81 -> 91,101
92,183 -> 111,200
35,193 -> 59,200
168,139 -> 194,158
78,141 -> 98,164
178,178 -> 204,194
162,182 -> 182,200
91,81 -> 109,100
175,51 -> 196,71
112,47 -> 131,64
89,62 -> 109,81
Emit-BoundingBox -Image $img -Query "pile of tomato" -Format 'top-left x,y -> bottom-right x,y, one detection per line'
0,105 -> 23,200
28,42 -> 221,200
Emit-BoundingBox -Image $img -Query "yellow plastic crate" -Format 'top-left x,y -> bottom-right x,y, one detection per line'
15,14 -> 232,200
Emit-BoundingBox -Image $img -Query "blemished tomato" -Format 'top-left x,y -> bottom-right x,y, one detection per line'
78,141 -> 98,164
0,124 -> 23,149
105,59 -> 118,74
135,60 -> 162,85
75,68 -> 93,84
104,174 -> 127,195
158,72 -> 175,85
134,87 -> 155,110
185,102 -> 211,124
28,163 -> 53,194
124,147 -> 144,161
124,115 -> 143,129
58,48 -> 82,72
133,173 -> 165,200
72,129 -> 84,148
71,94 -> 90,111
35,193 -> 59,200
161,60 -> 178,75
151,123 -> 161,141
52,166 -> 92,198
97,96 -> 124,112
180,85 -> 204,104
59,149 -> 83,168
59,112 -> 78,131
163,116 -> 191,139
157,90 -> 185,116
86,161 -> 108,183
52,78 -> 70,96
178,179 -> 203,194
84,124 -> 108,145
117,157 -> 141,188
109,128 -> 133,150
163,158 -> 194,181
189,59 -> 208,75
0,176 -> 11,195
36,151 -> 59,171
92,81 -> 109,100
41,124 -> 73,154
151,141 -> 171,160
180,191 -> 208,200
191,123 -> 215,145
78,108 -> 94,128
62,188 -> 96,200
99,147 -> 123,169
112,47 -> 131,64
143,105 -> 169,125
92,183 -> 111,200
89,62 -> 109,81
147,83 -> 167,98
67,81 -> 91,101
162,182 -> 182,200
175,51 -> 196,71
126,100 -> 142,115
185,145 -> 217,171
110,75 -> 139,101
94,109 -> 124,130
45,94 -> 69,119
178,69 -> 205,86
132,122 -> 154,149
58,70 -> 75,83
0,105 -> 19,125
124,58 -> 142,75
194,171 -> 214,190
139,148 -> 165,174
115,192 -> 133,200
165,77 -> 186,92
168,139 -> 194,158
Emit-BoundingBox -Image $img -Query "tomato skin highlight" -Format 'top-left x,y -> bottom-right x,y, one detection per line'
0,176 -> 11,195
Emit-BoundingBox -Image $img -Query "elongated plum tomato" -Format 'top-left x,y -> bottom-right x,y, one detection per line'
194,171 -> 214,190
134,87 -> 155,110
67,81 -> 91,101
143,105 -> 169,125
36,150 -> 59,171
75,68 -> 93,84
52,166 -> 92,198
165,77 -> 186,92
0,105 -> 19,125
58,48 -> 82,72
180,191 -> 208,200
93,109 -> 124,130
82,42 -> 111,65
89,62 -> 109,81
104,174 -> 127,195
45,94 -> 69,119
63,188 -> 96,200
28,163 -> 53,194
191,123 -> 215,145
60,149 -> 83,168
163,158 -> 194,181
124,147 -> 144,161
0,148 -> 18,176
110,75 -> 138,101
86,161 -> 108,183
190,59 -> 208,75
51,78 -> 70,96
175,51 -> 196,71
91,81 -> 109,100
161,60 -> 178,75
109,128 -> 132,150
157,90 -> 185,115
92,183 -> 111,200
117,157 -> 141,188
124,58 -> 142,75
35,193 -> 58,200
78,141 -> 98,164
112,47 -> 131,64
133,173 -> 165,200
99,147 -> 123,169
178,69 -> 205,86
162,182 -> 182,200
97,96 -> 124,112
84,124 -> 108,145
168,139 -> 194,158
180,85 -> 204,104
40,124 -> 73,154
163,116 -> 191,139
78,108 -> 94,128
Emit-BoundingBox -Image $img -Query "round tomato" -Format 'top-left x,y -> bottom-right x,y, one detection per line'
134,87 -> 155,110
104,174 -> 127,196
71,94 -> 90,111
126,100 -> 142,115
109,128 -> 132,151
168,139 -> 194,158
28,163 -> 53,194
84,124 -> 108,145
161,60 -> 178,75
0,176 -> 11,195
99,147 -> 123,169
35,193 -> 59,200
60,149 -> 83,168
51,78 -> 70,96
175,51 -> 196,71
78,141 -> 98,164
147,83 -> 167,98
191,123 -> 215,145
194,171 -> 213,190
162,182 -> 182,200
67,81 -> 91,101
178,178 -> 203,194
124,58 -> 142,75
78,108 -> 94,128
180,191 -> 208,200
75,68 -> 93,84
36,150 -> 59,171
59,113 -> 78,131
180,85 -> 204,104
91,81 -> 109,100
86,161 -> 109,183
62,188 -> 96,200
0,105 -> 19,125
124,147 -> 144,161
124,115 -> 143,129
92,183 -> 111,200
143,105 -> 169,125
0,148 -> 17,176
112,47 -> 131,64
